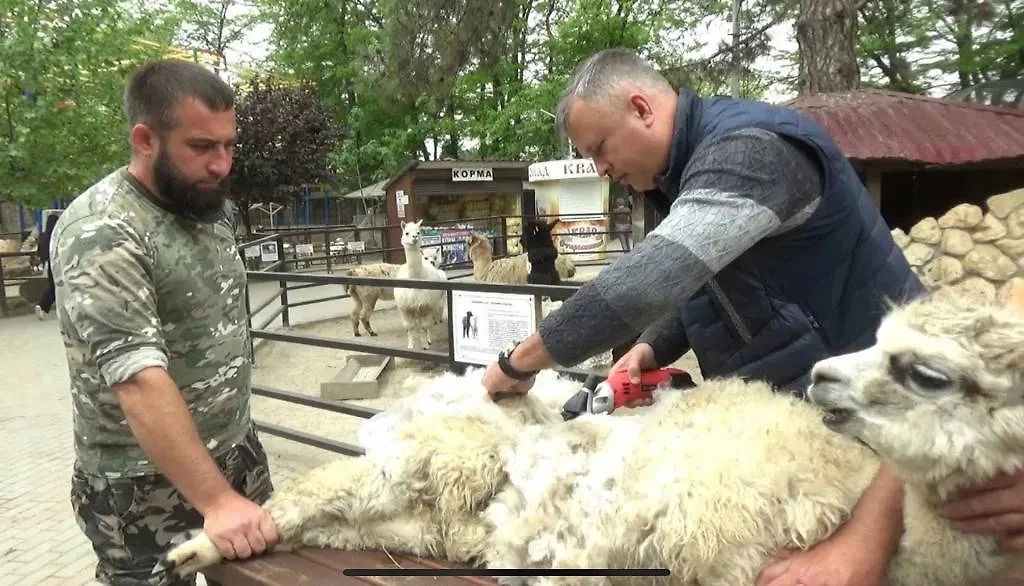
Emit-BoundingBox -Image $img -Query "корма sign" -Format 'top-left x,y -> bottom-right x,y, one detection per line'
451,167 -> 494,182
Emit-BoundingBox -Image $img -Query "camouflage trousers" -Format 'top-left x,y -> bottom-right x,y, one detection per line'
70,425 -> 275,586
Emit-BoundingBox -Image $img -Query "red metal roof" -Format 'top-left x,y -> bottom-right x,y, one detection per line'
784,89 -> 1024,166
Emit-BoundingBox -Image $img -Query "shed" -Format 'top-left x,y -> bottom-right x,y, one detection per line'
785,89 -> 1024,230
381,159 -> 533,262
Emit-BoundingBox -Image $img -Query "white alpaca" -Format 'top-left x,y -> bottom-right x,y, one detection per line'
421,244 -> 448,325
394,219 -> 444,349
157,291 -> 1024,586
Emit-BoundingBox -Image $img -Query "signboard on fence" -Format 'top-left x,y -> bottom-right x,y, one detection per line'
451,291 -> 539,366
420,225 -> 495,266
260,242 -> 279,263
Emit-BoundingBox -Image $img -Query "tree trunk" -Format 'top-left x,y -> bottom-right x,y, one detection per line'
796,0 -> 863,95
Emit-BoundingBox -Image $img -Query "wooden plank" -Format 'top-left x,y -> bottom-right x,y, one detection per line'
202,550 -> 363,586
206,548 -> 498,586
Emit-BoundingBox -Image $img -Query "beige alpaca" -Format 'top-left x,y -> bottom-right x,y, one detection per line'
157,291 -> 1024,586
342,262 -> 401,337
343,247 -> 447,336
467,232 -> 576,284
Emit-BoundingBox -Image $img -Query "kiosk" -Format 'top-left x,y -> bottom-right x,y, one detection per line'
526,159 -> 610,262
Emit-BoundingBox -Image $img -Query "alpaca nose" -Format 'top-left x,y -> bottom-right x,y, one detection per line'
810,361 -> 846,386
806,358 -> 847,387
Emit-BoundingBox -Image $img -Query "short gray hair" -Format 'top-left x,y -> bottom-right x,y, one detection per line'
555,48 -> 674,140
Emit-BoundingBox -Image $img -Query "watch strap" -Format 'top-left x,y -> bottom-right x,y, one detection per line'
497,343 -> 538,381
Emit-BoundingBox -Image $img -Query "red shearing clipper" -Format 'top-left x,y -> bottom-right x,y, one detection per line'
560,367 -> 696,420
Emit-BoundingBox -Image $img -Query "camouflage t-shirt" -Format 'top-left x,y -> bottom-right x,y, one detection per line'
51,167 -> 252,478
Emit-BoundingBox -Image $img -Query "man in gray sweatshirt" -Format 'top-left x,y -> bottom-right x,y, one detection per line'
479,48 -> 937,586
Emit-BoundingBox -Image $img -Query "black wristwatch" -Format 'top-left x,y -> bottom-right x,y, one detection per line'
497,341 -> 539,381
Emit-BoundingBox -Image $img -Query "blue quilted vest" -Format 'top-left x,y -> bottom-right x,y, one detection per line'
647,90 -> 925,394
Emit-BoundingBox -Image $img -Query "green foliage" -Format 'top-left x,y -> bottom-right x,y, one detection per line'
5,0 -> 1020,210
172,0 -> 261,72
0,0 -> 177,208
857,0 -> 1024,95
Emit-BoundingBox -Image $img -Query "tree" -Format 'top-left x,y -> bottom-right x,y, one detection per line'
172,0 -> 260,75
0,0 -> 177,208
856,0 -> 937,93
796,0 -> 867,94
230,74 -> 343,233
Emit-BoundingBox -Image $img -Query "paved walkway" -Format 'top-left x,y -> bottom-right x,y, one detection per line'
0,279 -> 333,585
1,310 -> 102,585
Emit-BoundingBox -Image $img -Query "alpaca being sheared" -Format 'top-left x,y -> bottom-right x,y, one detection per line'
157,290 -> 1024,586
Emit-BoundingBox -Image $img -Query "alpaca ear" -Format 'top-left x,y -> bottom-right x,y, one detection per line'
401,220 -> 407,229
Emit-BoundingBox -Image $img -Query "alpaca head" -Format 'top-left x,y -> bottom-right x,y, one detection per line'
807,291 -> 1024,495
401,219 -> 423,248
467,233 -> 492,259
422,245 -> 443,268
520,218 -> 559,253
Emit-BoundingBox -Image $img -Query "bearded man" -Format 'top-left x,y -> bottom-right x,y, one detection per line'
50,59 -> 278,586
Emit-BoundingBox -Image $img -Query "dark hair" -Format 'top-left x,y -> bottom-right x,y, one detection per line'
44,212 -> 59,233
123,59 -> 234,133
38,213 -> 60,259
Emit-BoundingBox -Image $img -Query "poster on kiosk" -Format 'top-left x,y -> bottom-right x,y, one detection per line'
526,159 -> 610,262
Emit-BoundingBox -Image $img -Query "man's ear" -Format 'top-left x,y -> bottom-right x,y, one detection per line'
130,124 -> 158,158
628,93 -> 655,126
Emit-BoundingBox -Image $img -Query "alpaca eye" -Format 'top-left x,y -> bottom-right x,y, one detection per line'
908,363 -> 952,391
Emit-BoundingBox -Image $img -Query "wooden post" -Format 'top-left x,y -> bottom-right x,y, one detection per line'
866,168 -> 882,209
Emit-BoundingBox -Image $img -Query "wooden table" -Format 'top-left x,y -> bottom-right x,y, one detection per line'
203,548 -> 498,586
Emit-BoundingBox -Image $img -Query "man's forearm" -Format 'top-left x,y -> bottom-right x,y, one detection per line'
842,462 -> 905,557
114,366 -> 235,516
508,332 -> 556,372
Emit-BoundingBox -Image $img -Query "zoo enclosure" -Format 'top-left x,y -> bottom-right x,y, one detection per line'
237,224 -> 629,460
240,211 -> 640,272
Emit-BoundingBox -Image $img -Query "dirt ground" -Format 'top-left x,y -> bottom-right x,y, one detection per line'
248,301 -> 448,478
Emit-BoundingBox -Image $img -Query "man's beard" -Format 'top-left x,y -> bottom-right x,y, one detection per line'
153,149 -> 229,222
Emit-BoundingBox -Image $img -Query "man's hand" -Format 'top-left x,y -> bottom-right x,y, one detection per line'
757,463 -> 903,586
203,491 -> 280,560
609,342 -> 658,384
755,532 -> 886,586
481,334 -> 555,400
937,468 -> 1024,551
481,363 -> 535,399
608,343 -> 658,408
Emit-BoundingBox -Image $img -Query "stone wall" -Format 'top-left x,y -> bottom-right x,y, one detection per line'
893,187 -> 1024,302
